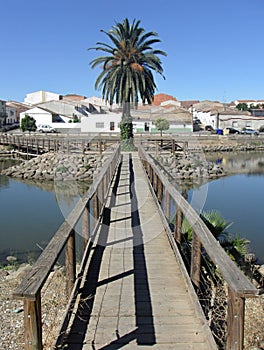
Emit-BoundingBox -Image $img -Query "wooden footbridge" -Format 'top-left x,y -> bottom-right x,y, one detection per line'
13,144 -> 258,350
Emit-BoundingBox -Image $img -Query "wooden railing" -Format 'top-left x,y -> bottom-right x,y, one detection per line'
13,144 -> 121,350
0,134 -> 115,156
138,144 -> 258,350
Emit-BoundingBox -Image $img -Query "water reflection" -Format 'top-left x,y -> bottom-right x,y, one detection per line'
1,153 -> 264,265
0,158 -> 91,265
205,151 -> 264,175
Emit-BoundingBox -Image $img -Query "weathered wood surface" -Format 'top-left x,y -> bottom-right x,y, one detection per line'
56,153 -> 217,349
13,144 -> 121,300
138,145 -> 257,298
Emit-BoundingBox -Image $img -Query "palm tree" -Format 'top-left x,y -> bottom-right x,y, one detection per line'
89,18 -> 166,149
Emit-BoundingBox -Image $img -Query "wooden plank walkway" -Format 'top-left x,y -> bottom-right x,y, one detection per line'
57,152 -> 216,349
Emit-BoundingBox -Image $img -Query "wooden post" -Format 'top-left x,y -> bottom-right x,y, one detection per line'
103,173 -> 107,200
164,190 -> 170,221
65,230 -> 76,298
147,162 -> 151,179
93,193 -> 99,229
174,206 -> 183,243
82,203 -> 90,253
99,183 -> 104,213
190,231 -> 201,289
26,138 -> 29,159
226,288 -> 245,350
172,140 -> 176,155
157,177 -> 163,204
24,294 -> 42,350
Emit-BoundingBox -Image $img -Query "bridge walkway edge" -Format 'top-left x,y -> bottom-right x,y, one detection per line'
56,152 -> 217,349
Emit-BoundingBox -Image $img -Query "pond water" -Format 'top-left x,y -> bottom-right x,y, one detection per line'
187,151 -> 264,264
0,152 -> 263,265
191,173 -> 264,263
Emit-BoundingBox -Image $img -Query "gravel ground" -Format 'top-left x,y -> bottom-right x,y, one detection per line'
0,264 -> 67,350
0,265 -> 263,349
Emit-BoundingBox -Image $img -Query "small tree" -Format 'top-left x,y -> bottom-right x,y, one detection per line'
236,103 -> 248,111
154,118 -> 169,137
20,115 -> 37,132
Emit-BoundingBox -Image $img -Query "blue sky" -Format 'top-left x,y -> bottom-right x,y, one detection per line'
1,0 -> 263,103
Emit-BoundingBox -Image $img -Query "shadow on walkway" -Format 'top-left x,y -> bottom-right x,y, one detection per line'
55,153 -> 155,349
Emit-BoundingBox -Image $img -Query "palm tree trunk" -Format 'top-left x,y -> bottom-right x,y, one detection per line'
120,101 -> 134,150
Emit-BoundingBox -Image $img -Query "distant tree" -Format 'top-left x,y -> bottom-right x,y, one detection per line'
236,103 -> 248,111
20,115 -> 37,132
249,103 -> 260,109
154,118 -> 169,137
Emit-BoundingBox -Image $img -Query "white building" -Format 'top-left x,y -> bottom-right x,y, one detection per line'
24,91 -> 62,105
20,106 -> 70,127
81,113 -> 121,133
6,106 -> 17,124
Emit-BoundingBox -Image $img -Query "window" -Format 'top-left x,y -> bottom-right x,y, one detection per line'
246,121 -> 251,127
96,122 -> 104,129
232,121 -> 238,128
110,121 -> 115,131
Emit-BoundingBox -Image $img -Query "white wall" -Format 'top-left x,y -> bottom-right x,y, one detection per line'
81,113 -> 121,132
24,91 -> 61,105
193,110 -> 216,127
20,107 -> 53,126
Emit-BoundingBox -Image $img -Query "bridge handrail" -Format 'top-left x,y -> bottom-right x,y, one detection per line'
14,143 -> 120,300
13,143 -> 121,350
138,144 -> 257,350
138,144 -> 256,296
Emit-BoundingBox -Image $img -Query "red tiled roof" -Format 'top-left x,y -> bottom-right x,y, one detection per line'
237,100 -> 255,103
152,93 -> 177,106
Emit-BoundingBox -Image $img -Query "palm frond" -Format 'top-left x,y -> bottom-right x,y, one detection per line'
88,18 -> 166,107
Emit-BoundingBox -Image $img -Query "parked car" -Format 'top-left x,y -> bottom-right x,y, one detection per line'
225,127 -> 240,134
241,128 -> 259,135
37,124 -> 57,133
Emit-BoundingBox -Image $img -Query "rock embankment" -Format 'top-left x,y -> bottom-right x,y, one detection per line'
1,152 -> 108,181
155,152 -> 225,179
197,144 -> 264,153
